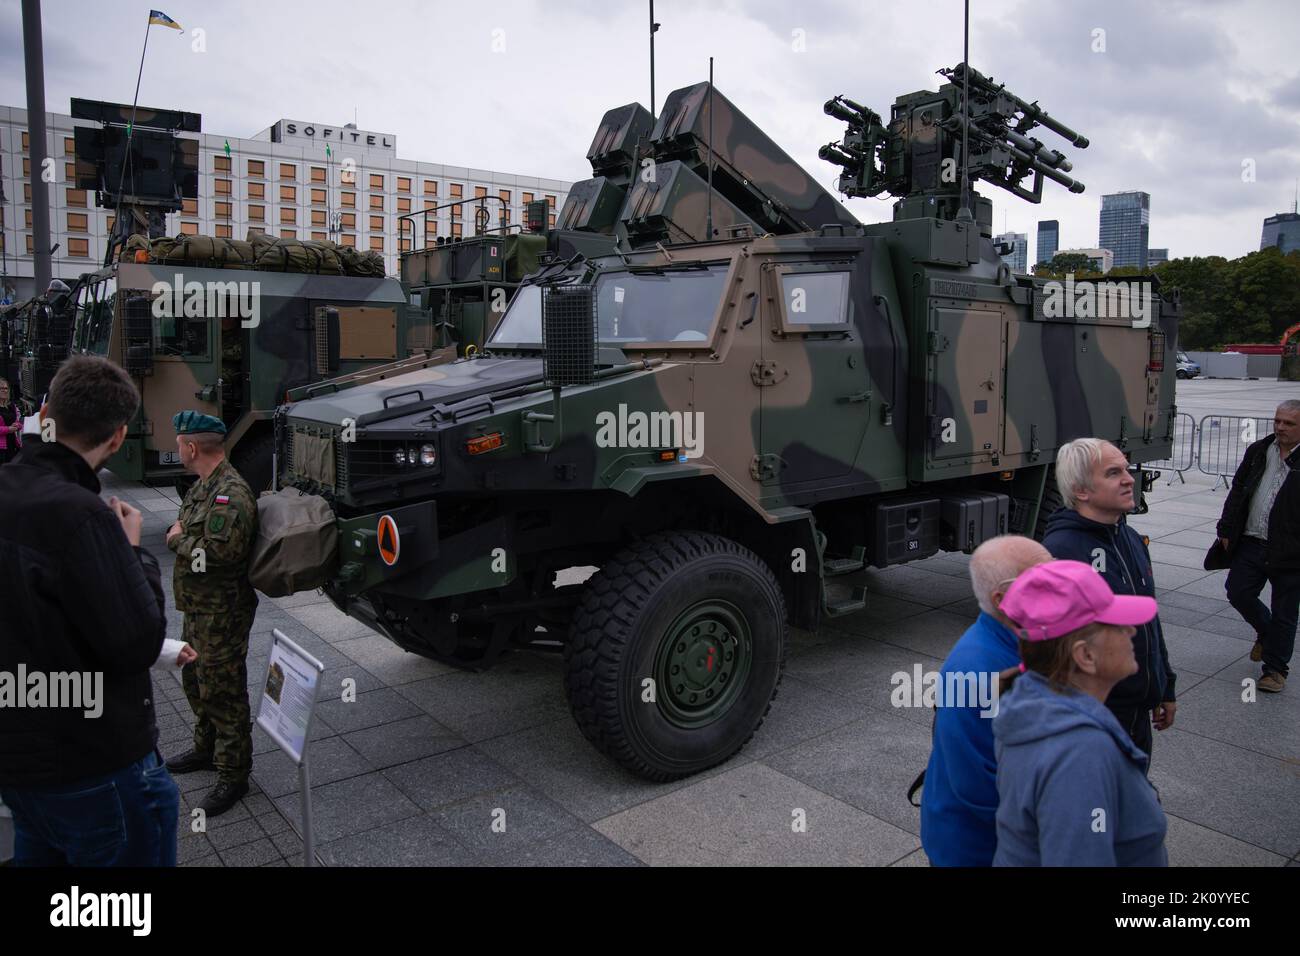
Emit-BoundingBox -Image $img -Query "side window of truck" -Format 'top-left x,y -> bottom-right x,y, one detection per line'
780,272 -> 851,327
156,312 -> 210,360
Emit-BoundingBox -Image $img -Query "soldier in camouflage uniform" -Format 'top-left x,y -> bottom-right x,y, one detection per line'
163,410 -> 260,816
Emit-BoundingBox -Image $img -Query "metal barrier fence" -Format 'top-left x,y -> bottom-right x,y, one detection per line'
1196,415 -> 1275,489
1145,412 -> 1197,484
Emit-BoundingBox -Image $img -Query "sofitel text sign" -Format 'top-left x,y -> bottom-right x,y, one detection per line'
274,120 -> 395,152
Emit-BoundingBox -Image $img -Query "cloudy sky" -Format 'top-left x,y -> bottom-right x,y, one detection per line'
3,0 -> 1297,259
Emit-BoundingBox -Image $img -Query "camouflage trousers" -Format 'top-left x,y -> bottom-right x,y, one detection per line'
179,604 -> 256,784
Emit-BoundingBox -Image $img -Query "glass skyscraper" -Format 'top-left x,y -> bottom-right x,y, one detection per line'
1098,191 -> 1150,269
1261,213 -> 1300,254
1036,219 -> 1059,265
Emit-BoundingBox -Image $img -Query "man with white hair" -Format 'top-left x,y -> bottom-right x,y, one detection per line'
919,534 -> 1050,867
1216,400 -> 1300,694
1042,438 -> 1177,756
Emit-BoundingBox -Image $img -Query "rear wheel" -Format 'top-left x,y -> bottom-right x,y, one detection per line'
563,531 -> 786,781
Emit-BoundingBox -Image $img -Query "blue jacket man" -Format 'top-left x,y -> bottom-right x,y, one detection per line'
1042,439 -> 1177,755
920,535 -> 1050,866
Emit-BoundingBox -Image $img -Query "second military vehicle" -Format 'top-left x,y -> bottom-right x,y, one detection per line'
276,67 -> 1180,781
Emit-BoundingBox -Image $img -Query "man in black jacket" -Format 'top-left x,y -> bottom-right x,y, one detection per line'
1042,437 -> 1178,757
0,355 -> 179,865
1217,400 -> 1300,694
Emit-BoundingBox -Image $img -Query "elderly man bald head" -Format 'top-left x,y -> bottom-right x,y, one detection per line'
920,535 -> 1050,867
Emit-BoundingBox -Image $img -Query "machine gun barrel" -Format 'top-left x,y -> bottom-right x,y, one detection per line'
1016,99 -> 1089,149
944,63 -> 1090,148
1005,141 -> 1086,193
1003,126 -> 1072,172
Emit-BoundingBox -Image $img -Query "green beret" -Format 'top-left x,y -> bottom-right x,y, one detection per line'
172,410 -> 227,435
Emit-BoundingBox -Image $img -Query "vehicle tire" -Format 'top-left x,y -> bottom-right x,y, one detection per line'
564,531 -> 786,782
1176,369 -> 1187,379
231,430 -> 275,494
1033,467 -> 1065,541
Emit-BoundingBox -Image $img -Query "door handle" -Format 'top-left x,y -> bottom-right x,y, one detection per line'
839,390 -> 871,404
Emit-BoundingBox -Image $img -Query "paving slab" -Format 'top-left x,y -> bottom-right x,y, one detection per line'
1169,670 -> 1300,764
273,772 -> 421,845
342,714 -> 464,769
318,814 -> 479,866
833,607 -> 975,662
252,736 -> 374,798
394,656 -> 571,743
474,717 -> 748,823
314,686 -> 424,735
1148,729 -> 1300,859
432,784 -> 587,864
762,710 -> 933,837
493,824 -> 644,867
1160,623 -> 1253,678
593,763 -> 919,866
785,634 -> 944,726
332,633 -> 457,685
384,746 -> 521,812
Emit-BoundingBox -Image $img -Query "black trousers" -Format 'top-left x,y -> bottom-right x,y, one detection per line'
1226,536 -> 1300,679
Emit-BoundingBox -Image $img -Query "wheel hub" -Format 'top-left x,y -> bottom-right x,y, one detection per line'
654,601 -> 752,728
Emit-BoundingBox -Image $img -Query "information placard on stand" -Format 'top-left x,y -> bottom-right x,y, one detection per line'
256,628 -> 325,866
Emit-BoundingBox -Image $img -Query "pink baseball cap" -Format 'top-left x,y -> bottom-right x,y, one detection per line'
1000,560 -> 1157,641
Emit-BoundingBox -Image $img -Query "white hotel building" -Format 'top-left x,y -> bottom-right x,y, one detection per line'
0,105 -> 572,299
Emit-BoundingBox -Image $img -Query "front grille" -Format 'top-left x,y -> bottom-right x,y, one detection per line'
348,439 -> 433,483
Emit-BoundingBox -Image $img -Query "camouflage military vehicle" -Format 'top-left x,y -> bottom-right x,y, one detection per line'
56,255 -> 428,491
276,70 -> 1180,781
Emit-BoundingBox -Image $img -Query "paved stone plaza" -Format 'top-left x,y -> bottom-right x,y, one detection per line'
112,378 -> 1298,867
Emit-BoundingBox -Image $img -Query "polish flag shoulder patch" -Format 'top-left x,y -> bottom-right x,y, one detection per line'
214,494 -> 231,505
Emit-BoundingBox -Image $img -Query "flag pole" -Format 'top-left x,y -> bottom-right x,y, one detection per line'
109,16 -> 153,263
117,16 -> 152,201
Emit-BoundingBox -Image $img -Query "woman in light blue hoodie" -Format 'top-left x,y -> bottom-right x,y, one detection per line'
992,560 -> 1168,866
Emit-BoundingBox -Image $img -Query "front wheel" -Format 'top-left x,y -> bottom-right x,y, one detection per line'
563,532 -> 787,781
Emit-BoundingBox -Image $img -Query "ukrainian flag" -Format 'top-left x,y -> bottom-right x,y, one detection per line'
148,10 -> 183,30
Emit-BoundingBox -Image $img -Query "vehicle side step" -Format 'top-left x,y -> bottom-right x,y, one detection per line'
823,546 -> 867,577
824,585 -> 868,618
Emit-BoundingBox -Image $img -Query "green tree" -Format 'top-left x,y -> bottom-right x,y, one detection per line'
1035,252 -> 1099,277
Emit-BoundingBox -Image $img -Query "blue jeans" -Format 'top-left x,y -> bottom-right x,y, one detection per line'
1226,537 -> 1300,679
0,749 -> 180,866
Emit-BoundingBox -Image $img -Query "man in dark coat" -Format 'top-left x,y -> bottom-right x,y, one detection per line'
1042,438 -> 1177,757
1216,400 -> 1300,694
0,356 -> 178,865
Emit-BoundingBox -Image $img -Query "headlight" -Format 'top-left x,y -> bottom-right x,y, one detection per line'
393,448 -> 408,466
419,444 -> 437,467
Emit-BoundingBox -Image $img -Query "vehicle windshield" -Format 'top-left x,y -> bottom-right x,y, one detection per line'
74,277 -> 116,354
489,263 -> 730,346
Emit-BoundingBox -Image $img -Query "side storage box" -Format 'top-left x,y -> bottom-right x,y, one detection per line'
940,492 -> 1011,553
870,497 -> 940,567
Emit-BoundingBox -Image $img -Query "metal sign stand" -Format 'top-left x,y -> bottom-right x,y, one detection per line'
256,628 -> 325,867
